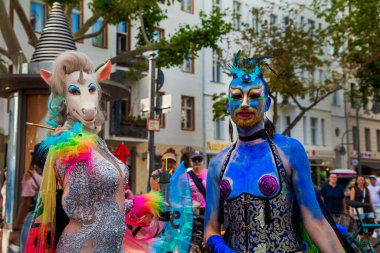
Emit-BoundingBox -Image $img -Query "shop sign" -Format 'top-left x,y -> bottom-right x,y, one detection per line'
306,149 -> 335,158
351,150 -> 372,159
207,141 -> 230,152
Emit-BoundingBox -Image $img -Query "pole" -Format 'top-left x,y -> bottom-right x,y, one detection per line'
147,53 -> 156,191
356,105 -> 362,175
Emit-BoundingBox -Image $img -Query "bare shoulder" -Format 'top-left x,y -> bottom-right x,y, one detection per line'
272,133 -> 306,154
208,145 -> 234,179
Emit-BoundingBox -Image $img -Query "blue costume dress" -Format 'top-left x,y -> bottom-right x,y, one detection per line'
220,134 -> 301,252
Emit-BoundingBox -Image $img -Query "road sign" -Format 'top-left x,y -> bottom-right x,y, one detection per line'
352,159 -> 359,166
147,119 -> 160,131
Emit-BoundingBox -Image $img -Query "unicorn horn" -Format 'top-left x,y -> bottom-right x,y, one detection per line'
78,66 -> 85,84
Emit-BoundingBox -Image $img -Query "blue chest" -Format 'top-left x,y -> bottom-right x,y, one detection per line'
223,142 -> 282,200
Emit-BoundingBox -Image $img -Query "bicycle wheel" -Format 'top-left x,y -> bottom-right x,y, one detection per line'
350,241 -> 365,253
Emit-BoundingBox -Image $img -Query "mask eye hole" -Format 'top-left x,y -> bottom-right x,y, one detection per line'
68,85 -> 80,95
88,83 -> 97,94
249,93 -> 262,100
230,94 -> 243,100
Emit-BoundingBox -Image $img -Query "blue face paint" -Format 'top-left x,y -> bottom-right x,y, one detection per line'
68,85 -> 80,95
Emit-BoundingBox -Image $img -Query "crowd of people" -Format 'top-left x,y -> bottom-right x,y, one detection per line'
0,50 -> 359,252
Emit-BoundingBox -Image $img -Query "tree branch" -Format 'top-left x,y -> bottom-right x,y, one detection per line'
11,0 -> 38,47
138,11 -> 152,46
283,87 -> 342,135
75,16 -> 111,41
0,0 -> 26,65
65,4 -> 74,28
107,43 -> 172,66
73,12 -> 102,41
0,47 -> 12,61
0,62 -> 8,74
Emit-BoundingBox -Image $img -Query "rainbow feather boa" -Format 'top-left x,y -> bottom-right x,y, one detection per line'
27,122 -> 98,252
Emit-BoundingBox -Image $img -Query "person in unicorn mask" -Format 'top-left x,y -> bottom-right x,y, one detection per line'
25,51 -> 163,253
204,51 -> 346,253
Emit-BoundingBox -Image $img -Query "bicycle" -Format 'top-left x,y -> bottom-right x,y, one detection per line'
341,199 -> 380,252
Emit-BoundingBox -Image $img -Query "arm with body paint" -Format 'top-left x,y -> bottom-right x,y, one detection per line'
204,152 -> 235,253
288,138 -> 344,253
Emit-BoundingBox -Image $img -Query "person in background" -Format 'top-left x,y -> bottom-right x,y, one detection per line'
181,146 -> 194,169
150,148 -> 178,192
320,173 -> 346,224
187,150 -> 207,253
187,150 -> 207,213
368,175 -> 380,238
9,144 -> 45,252
349,175 -> 376,239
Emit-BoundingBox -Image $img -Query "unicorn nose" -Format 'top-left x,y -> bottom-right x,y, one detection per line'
82,107 -> 96,119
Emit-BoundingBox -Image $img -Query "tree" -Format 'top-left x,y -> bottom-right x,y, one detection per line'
0,0 -> 231,74
313,0 -> 380,107
212,4 -> 342,136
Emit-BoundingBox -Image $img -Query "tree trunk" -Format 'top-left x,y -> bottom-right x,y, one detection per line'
0,0 -> 26,66
12,0 -> 38,47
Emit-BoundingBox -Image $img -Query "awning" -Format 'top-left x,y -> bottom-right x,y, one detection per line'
0,74 -> 130,101
330,168 -> 357,178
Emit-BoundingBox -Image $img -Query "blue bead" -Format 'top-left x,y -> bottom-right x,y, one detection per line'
242,74 -> 251,82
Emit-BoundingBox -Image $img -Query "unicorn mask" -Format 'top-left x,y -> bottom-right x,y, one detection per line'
40,51 -> 112,130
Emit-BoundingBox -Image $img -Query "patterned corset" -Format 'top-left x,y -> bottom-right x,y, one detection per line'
56,146 -> 129,253
226,192 -> 300,253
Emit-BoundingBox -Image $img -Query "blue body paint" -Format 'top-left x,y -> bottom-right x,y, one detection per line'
204,53 -> 337,252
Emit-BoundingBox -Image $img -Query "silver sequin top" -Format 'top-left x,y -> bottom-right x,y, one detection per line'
56,139 -> 129,253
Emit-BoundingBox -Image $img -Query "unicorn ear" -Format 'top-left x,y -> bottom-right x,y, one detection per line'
95,60 -> 112,82
40,69 -> 53,87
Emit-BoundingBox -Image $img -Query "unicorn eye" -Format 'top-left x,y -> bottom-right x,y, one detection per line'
88,83 -> 97,93
68,85 -> 80,95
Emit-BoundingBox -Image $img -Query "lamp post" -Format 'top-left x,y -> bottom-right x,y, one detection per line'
355,104 -> 362,175
147,53 -> 156,191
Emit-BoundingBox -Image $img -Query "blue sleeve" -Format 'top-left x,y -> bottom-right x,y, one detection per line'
206,235 -> 236,253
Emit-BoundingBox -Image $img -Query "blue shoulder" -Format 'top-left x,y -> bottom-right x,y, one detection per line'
272,133 -> 308,169
208,145 -> 233,180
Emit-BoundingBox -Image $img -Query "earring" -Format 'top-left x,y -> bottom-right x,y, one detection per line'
229,119 -> 234,143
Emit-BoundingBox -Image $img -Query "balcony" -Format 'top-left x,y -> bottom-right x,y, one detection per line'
109,100 -> 148,139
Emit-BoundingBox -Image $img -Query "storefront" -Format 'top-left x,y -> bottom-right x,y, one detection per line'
306,149 -> 336,187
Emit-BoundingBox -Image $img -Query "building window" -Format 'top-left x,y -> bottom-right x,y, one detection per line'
92,19 -> 107,48
212,50 -> 221,83
270,14 -> 277,27
321,119 -> 326,146
157,92 -> 166,128
71,2 -> 82,34
286,116 -> 291,137
377,130 -> 380,152
332,91 -> 339,106
353,126 -> 359,150
307,19 -> 315,37
303,116 -> 308,144
30,0 -> 46,33
181,96 -> 194,130
215,118 -> 225,140
213,0 -> 221,9
300,16 -> 304,28
116,21 -> 130,54
310,117 -> 318,145
182,54 -> 194,73
252,8 -> 259,32
233,1 -> 241,30
365,128 -> 371,151
153,27 -> 164,42
181,0 -> 193,14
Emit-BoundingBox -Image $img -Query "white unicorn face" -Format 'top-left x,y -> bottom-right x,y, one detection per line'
40,60 -> 112,130
64,71 -> 99,128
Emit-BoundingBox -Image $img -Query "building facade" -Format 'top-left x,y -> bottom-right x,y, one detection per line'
1,0 -> 368,196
